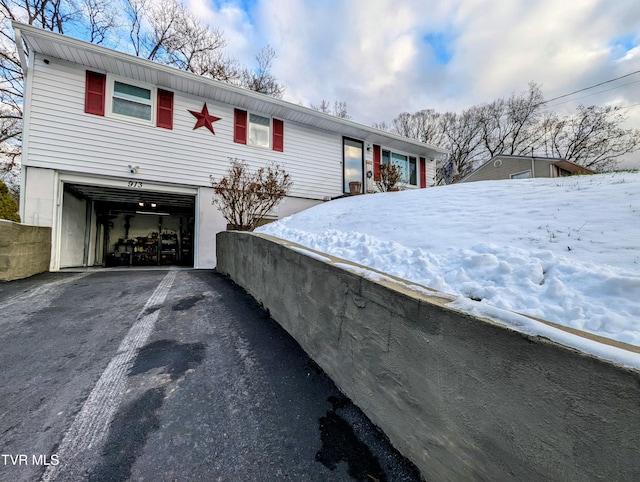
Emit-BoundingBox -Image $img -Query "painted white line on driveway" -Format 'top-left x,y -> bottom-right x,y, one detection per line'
41,271 -> 177,481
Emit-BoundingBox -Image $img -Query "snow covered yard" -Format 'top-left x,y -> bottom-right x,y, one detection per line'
257,172 -> 640,356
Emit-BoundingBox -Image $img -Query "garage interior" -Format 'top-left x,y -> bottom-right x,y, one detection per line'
62,183 -> 196,268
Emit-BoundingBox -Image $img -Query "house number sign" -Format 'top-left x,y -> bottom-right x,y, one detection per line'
127,181 -> 143,188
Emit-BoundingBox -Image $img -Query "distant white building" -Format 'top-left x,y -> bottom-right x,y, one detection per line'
14,22 -> 447,270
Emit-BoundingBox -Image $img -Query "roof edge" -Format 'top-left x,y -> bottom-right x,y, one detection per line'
12,21 -> 449,156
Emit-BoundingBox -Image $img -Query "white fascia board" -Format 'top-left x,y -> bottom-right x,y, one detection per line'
12,21 -> 449,159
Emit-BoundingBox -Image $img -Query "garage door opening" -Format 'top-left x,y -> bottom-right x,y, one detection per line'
62,183 -> 196,268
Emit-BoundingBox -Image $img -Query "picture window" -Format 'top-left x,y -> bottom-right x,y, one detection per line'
381,150 -> 418,186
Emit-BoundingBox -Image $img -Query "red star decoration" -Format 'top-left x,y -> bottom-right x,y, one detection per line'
189,103 -> 221,135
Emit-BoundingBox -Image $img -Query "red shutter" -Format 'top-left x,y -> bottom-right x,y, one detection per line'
234,109 -> 247,144
85,71 -> 106,116
272,118 -> 284,152
156,89 -> 174,129
420,157 -> 427,188
373,145 -> 381,181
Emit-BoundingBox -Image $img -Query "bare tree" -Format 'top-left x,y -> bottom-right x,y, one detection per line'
310,99 -> 350,119
84,0 -> 117,44
371,119 -> 391,131
241,44 -> 284,98
1,0 -> 79,33
311,99 -> 331,114
123,0 -> 241,82
385,80 -> 639,183
124,0 -> 145,56
540,105 -> 640,171
388,109 -> 446,146
477,82 -> 544,158
436,108 -> 484,184
144,0 -> 182,62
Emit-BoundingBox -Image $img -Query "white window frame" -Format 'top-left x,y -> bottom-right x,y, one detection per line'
106,75 -> 156,126
510,170 -> 532,179
247,112 -> 272,149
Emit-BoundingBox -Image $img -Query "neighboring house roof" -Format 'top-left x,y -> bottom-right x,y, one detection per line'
13,22 -> 448,159
460,154 -> 596,182
549,159 -> 596,175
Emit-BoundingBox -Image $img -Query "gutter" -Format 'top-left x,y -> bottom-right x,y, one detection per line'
531,156 -> 535,177
11,21 -> 449,157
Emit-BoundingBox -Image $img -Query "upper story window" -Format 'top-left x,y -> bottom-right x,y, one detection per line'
234,108 -> 284,152
84,71 -> 173,129
248,113 -> 271,148
112,81 -> 152,121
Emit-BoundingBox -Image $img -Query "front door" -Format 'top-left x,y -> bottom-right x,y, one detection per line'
343,138 -> 364,193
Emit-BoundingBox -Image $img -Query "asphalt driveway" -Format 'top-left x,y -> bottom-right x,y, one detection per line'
0,269 -> 423,482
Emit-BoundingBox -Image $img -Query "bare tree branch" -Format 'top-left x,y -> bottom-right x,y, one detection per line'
310,99 -> 350,119
211,158 -> 293,231
241,44 -> 284,98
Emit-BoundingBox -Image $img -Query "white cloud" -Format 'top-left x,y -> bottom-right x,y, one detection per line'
189,0 -> 640,166
185,0 -> 257,63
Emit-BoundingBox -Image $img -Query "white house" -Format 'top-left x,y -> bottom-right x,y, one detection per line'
13,22 -> 447,270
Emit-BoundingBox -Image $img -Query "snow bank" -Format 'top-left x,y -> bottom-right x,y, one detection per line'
257,172 -> 640,348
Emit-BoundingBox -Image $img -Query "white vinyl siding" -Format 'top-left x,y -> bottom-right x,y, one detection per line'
26,56 -> 343,200
424,158 -> 436,187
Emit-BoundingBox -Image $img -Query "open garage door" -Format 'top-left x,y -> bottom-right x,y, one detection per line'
61,183 -> 196,268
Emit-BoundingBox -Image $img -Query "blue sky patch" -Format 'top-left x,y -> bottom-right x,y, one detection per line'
212,0 -> 256,20
423,32 -> 453,65
611,34 -> 638,54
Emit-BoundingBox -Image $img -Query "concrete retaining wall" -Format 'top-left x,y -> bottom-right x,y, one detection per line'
0,220 -> 51,281
216,231 -> 640,481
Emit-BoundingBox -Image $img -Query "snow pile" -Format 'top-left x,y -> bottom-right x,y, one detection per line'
257,172 -> 640,350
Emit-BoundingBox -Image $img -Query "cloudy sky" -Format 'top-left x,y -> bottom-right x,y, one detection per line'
188,0 -> 640,163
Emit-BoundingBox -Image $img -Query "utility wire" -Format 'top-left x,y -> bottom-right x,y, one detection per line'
618,102 -> 640,112
540,70 -> 640,105
542,79 -> 640,109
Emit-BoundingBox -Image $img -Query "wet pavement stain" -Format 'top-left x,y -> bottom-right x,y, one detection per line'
88,387 -> 165,482
316,396 -> 387,481
172,295 -> 204,311
130,339 -> 206,380
143,305 -> 161,316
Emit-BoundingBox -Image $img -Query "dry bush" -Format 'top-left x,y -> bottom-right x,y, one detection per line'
211,158 -> 292,231
376,163 -> 403,192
